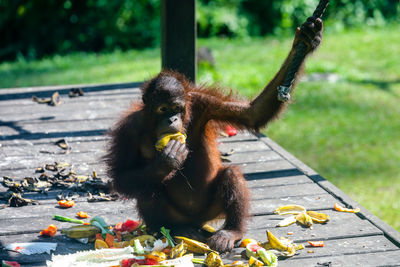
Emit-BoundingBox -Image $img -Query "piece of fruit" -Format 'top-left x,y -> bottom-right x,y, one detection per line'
146,251 -> 167,262
94,239 -> 109,249
61,225 -> 101,239
274,205 -> 306,215
262,231 -> 296,257
225,125 -> 237,136
205,251 -> 224,267
334,203 -> 360,213
248,256 -> 264,266
169,241 -> 187,259
174,236 -> 213,254
308,241 -> 325,247
132,239 -> 145,254
134,234 -> 157,247
76,211 -> 89,219
57,200 -> 75,208
245,243 -> 263,258
40,224 -> 57,237
276,215 -> 297,227
306,210 -> 330,223
2,260 -> 20,267
295,213 -> 313,227
155,132 -> 186,151
114,222 -> 123,232
120,219 -> 141,232
257,248 -> 278,266
105,233 -> 115,248
202,224 -> 216,233
240,238 -> 259,248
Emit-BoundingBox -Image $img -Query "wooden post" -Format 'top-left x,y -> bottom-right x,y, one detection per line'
161,0 -> 197,82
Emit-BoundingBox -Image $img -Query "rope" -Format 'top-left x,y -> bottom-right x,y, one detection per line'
278,0 -> 330,102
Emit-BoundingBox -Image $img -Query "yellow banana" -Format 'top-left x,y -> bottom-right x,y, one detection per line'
155,132 -> 186,151
202,224 -> 216,233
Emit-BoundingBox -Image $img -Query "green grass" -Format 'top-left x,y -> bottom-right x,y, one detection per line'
1,27 -> 399,231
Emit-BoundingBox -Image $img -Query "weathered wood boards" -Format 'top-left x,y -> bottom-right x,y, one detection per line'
1,83 -> 400,266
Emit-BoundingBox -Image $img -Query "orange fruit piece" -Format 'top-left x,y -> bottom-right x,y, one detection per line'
239,238 -> 258,248
76,211 -> 89,218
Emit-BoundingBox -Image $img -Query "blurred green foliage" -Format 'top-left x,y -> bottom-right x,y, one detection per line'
0,0 -> 160,61
0,0 -> 398,61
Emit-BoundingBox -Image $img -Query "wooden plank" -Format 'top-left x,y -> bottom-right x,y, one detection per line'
246,175 -> 313,188
245,210 -> 382,243
219,141 -> 271,153
291,235 -> 399,260
250,182 -> 327,200
0,89 -> 141,108
0,153 -> 107,176
0,98 -> 132,118
250,193 -> 336,215
239,160 -> 296,175
0,82 -> 142,100
1,119 -> 114,137
280,250 -> 400,267
161,0 -> 196,81
0,204 -> 139,236
218,132 -> 259,142
0,200 -> 136,220
0,146 -> 281,174
0,135 -> 109,147
221,150 -> 282,164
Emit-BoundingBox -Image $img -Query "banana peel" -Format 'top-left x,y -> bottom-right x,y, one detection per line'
306,211 -> 330,223
248,256 -> 264,266
276,215 -> 296,227
261,231 -> 296,257
155,132 -> 186,151
274,205 -> 306,215
205,251 -> 224,267
174,236 -> 214,254
275,204 -> 329,227
295,213 -> 313,227
170,241 -> 187,259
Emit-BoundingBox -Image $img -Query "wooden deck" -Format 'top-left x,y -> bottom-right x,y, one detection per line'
1,83 -> 400,266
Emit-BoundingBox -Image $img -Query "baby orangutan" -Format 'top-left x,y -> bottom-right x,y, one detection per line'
105,17 -> 323,252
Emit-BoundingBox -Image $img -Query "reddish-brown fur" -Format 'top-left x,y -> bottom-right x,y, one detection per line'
105,17 -> 323,252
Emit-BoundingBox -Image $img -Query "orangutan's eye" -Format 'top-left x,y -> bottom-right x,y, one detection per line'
172,104 -> 183,113
157,105 -> 169,114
